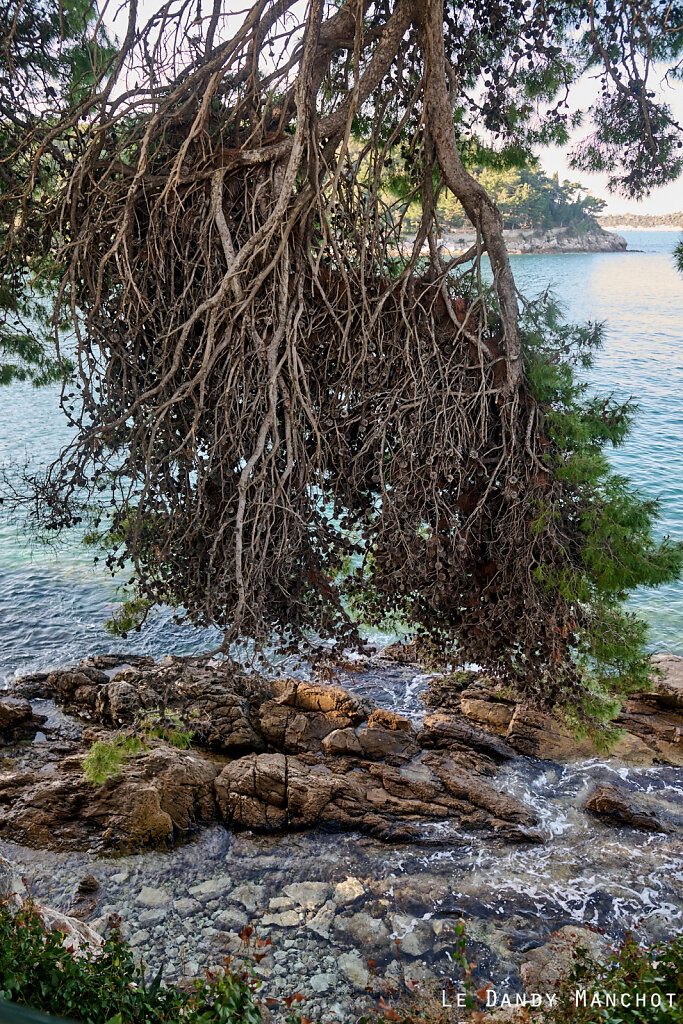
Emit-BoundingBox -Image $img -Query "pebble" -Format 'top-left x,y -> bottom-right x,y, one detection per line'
262,910 -> 299,928
174,897 -> 201,918
283,881 -> 330,910
188,875 -> 232,900
136,886 -> 167,908
336,951 -> 370,990
138,907 -> 167,925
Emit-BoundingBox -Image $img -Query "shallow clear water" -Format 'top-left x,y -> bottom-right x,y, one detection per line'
2,668 -> 681,1014
1,230 -> 682,682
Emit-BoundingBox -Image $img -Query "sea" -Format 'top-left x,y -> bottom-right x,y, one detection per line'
1,229 -> 682,683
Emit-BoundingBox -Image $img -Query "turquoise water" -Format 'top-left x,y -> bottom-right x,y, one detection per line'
1,230 -> 682,682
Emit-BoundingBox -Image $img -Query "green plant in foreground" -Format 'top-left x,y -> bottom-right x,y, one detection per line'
0,900 -> 262,1024
540,932 -> 683,1024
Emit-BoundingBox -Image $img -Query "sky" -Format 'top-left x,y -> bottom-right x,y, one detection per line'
538,71 -> 683,217
101,0 -> 683,217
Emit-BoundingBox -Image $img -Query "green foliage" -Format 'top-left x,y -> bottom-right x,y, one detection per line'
382,158 -> 607,235
522,296 -> 683,722
675,237 -> 683,276
82,736 -> 144,785
104,596 -> 156,639
82,713 -> 194,786
0,899 -> 262,1024
0,1 -> 114,387
141,711 -> 194,750
541,932 -> 683,1023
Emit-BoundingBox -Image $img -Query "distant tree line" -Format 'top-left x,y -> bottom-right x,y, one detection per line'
599,211 -> 683,228
391,164 -> 607,235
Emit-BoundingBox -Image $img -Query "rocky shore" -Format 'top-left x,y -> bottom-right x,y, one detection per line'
1,650 -> 681,1021
399,225 -> 628,256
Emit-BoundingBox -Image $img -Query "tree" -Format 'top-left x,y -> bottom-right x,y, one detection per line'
2,0 -> 682,727
0,1 -> 113,384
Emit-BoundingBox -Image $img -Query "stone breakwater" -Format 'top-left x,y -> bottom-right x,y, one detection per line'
1,651 -> 682,1022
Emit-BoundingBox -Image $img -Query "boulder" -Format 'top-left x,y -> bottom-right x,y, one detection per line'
0,744 -> 219,851
214,751 -> 539,842
35,904 -> 105,958
419,713 -> 518,761
322,723 -> 419,762
0,695 -> 34,732
454,657 -> 683,765
584,783 -> 682,833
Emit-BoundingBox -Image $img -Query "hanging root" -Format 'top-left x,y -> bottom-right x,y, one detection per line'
5,0 -> 590,709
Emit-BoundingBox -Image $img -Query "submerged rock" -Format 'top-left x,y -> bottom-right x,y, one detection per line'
520,924 -> 611,992
584,783 -> 683,833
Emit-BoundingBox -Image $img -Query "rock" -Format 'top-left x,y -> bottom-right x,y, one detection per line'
334,876 -> 365,903
323,723 -> 419,762
584,784 -> 682,833
269,896 -> 294,911
188,875 -> 233,900
520,925 -> 611,993
215,751 -> 538,842
367,709 -> 413,732
650,654 -> 683,709
37,905 -> 105,957
137,886 -> 168,907
174,897 -> 201,918
337,951 -> 371,989
261,910 -> 300,927
390,914 -> 434,957
269,678 -> 369,721
258,678 -> 370,753
459,686 -> 515,735
0,744 -> 220,852
76,874 -> 100,896
0,695 -> 33,731
139,907 -> 167,925
454,657 -> 683,766
335,911 -> 389,945
310,972 -> 335,993
283,881 -> 330,909
68,873 -> 101,920
434,759 -> 538,827
214,907 -> 249,931
306,900 -> 337,939
229,882 -> 265,912
15,657 -> 268,754
419,713 -> 518,761
0,855 -> 22,907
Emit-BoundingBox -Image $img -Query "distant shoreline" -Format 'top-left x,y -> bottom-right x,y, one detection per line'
400,225 -> 628,256
601,223 -> 682,232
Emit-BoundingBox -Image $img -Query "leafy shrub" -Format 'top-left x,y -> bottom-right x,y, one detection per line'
0,899 -> 262,1024
543,932 -> 683,1024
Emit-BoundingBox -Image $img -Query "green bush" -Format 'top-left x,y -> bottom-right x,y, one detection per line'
541,932 -> 683,1024
0,900 -> 263,1024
